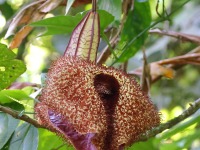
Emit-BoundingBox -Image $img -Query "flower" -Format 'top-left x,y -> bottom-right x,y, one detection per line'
35,56 -> 160,150
35,2 -> 160,149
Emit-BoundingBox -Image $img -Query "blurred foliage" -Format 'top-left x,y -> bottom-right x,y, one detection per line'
97,0 -> 121,21
38,128 -> 73,150
0,0 -> 200,150
8,123 -> 38,150
30,10 -> 114,36
0,113 -> 20,150
116,1 -> 151,62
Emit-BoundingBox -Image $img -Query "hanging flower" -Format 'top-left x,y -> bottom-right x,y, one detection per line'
35,1 -> 160,149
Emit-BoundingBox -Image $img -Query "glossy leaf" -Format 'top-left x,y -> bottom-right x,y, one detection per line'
3,102 -> 24,111
9,123 -> 38,150
0,89 -> 34,105
0,43 -> 26,90
30,10 -> 114,36
98,10 -> 114,31
30,14 -> 83,36
115,1 -> 151,62
0,113 -> 20,149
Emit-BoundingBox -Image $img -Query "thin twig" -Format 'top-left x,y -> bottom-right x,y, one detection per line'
97,0 -> 132,64
97,32 -> 119,64
157,53 -> 200,65
0,105 -> 45,128
141,47 -> 151,93
101,32 -> 118,60
138,98 -> 200,141
1,97 -> 200,146
149,29 -> 200,45
128,46 -> 200,83
151,46 -> 200,82
156,0 -> 162,18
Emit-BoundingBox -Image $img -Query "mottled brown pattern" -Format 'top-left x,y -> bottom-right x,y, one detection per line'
35,56 -> 160,150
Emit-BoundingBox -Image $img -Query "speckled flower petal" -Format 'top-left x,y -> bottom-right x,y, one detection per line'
35,56 -> 160,150
35,103 -> 97,150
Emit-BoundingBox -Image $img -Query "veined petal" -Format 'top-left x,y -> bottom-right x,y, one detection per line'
64,11 -> 100,62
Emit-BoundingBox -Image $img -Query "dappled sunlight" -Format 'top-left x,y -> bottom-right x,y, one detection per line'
0,15 -> 6,31
24,44 -> 50,83
7,0 -> 24,9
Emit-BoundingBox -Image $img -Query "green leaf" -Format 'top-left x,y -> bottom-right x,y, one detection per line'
38,128 -> 73,150
159,128 -> 200,150
98,0 -> 121,21
98,10 -> 114,31
65,0 -> 75,14
0,2 -> 14,20
176,128 -> 200,149
3,102 -> 24,111
9,123 -> 38,150
30,14 -> 83,36
0,89 -> 33,111
30,10 -> 114,36
0,113 -> 20,149
0,89 -> 33,104
115,1 -> 152,62
129,138 -> 156,150
159,142 -> 180,150
0,43 -> 26,90
0,44 -> 16,61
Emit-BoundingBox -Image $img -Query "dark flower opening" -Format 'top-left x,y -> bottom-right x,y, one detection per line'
94,73 -> 120,101
94,73 -> 120,149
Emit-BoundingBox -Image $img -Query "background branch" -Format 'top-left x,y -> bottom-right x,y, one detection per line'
0,105 -> 45,128
149,29 -> 200,45
138,98 -> 200,141
1,98 -> 200,142
129,46 -> 200,83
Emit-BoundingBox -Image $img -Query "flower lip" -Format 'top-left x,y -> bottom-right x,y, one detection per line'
48,110 -> 97,150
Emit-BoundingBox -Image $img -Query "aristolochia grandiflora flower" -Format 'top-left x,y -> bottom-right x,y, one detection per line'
35,1 -> 160,150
